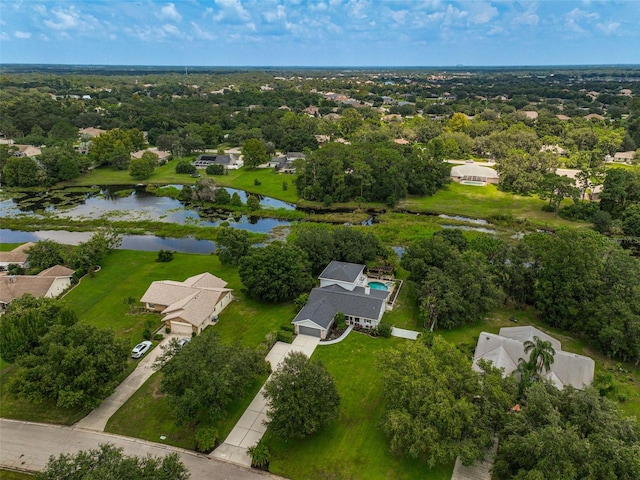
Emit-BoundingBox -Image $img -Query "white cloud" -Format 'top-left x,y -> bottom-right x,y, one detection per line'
264,5 -> 286,23
389,9 -> 408,24
158,3 -> 182,22
512,3 -> 539,27
43,6 -> 98,31
214,0 -> 250,22
162,23 -> 183,37
32,4 -> 46,15
14,31 -> 31,39
0,31 -> 10,41
192,21 -> 215,40
467,1 -> 498,25
347,0 -> 369,19
597,21 -> 620,35
564,8 -> 598,33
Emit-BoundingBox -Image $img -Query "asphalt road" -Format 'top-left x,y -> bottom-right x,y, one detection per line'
0,419 -> 284,480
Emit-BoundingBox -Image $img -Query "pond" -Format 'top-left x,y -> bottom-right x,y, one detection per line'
0,229 -> 217,254
0,185 -> 293,234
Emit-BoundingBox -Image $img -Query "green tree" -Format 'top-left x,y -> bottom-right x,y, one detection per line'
496,150 -> 558,195
263,351 -> 340,439
155,333 -> 267,424
494,384 -> 640,480
216,227 -> 251,265
129,156 -> 154,180
2,156 -> 46,187
538,173 -> 580,211
37,443 -> 190,480
290,225 -> 335,275
246,194 -> 260,211
0,295 -> 72,363
12,322 -> 129,408
379,337 -> 517,467
241,138 -> 269,168
26,240 -> 65,272
89,129 -> 136,168
238,242 -> 313,303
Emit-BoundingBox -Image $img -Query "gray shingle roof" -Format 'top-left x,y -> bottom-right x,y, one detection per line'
292,284 -> 386,329
318,261 -> 364,284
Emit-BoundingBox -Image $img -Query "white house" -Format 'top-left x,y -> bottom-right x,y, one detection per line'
450,161 -> 499,185
0,243 -> 35,270
472,326 -> 595,390
140,272 -> 233,335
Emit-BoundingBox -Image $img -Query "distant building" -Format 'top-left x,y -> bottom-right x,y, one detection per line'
193,154 -> 244,170
0,265 -> 75,311
450,161 -> 499,185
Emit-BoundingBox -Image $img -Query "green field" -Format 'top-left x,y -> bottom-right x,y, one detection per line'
0,470 -> 34,480
265,333 -> 453,480
398,182 -> 587,229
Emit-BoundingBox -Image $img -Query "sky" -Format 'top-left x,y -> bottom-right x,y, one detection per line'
1,0 -> 639,67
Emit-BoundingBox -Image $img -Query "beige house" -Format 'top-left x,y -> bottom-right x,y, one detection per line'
0,265 -> 75,310
140,272 -> 233,335
0,243 -> 36,270
473,326 -> 594,390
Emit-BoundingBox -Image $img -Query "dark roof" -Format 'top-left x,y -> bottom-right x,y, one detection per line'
292,284 -> 386,329
319,261 -> 364,283
194,154 -> 235,165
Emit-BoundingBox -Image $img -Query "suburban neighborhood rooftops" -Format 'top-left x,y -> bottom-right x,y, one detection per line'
162,289 -> 227,327
0,265 -> 75,305
319,261 -> 364,284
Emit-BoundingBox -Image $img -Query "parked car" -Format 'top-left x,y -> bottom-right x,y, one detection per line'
131,340 -> 152,359
178,337 -> 191,348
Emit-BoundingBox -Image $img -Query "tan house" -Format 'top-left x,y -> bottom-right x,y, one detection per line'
0,243 -> 36,270
12,145 -> 42,158
78,127 -> 107,138
131,147 -> 171,163
140,272 -> 233,335
0,265 -> 75,310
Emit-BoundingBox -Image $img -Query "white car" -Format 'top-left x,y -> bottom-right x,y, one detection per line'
178,337 -> 191,348
131,340 -> 152,359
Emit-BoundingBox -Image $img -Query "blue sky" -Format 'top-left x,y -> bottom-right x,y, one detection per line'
1,1 -> 639,66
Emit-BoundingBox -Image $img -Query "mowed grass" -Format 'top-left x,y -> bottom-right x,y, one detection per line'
105,367 -> 268,450
0,470 -> 34,479
398,182 -> 586,228
265,333 -> 453,480
61,161 -> 299,203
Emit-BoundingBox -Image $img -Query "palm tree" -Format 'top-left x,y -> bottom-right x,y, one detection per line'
523,336 -> 556,377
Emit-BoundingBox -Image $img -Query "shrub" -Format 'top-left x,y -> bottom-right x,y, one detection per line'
175,160 -> 196,174
254,178 -> 261,186
247,195 -> 260,211
294,293 -> 309,310
280,324 -> 294,333
206,164 -> 225,175
142,328 -> 152,340
277,330 -> 294,343
247,440 -> 270,470
156,249 -> 174,262
334,312 -> 346,330
376,322 -> 393,338
323,194 -> 333,207
282,181 -> 288,191
153,333 -> 164,341
165,326 -> 171,334
195,426 -> 219,453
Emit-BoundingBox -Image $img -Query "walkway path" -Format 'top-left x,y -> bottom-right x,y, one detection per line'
391,326 -> 420,340
211,334 -> 320,467
318,324 -> 353,345
0,419 -> 282,480
450,438 -> 498,480
75,333 -> 181,431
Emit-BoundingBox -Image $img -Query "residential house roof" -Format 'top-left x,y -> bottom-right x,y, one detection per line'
0,265 -> 75,305
614,151 -> 635,161
473,327 -> 594,390
162,289 -> 228,327
13,145 -> 42,157
450,162 -> 499,179
131,147 -> 171,161
584,113 -> 605,121
78,127 -> 107,138
0,243 -> 36,265
292,284 -> 387,329
319,261 -> 364,284
193,154 -> 240,166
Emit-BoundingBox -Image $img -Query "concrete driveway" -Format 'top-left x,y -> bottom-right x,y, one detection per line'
75,334 -> 181,431
0,419 -> 282,480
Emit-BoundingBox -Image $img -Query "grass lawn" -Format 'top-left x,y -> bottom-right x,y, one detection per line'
265,333 -> 454,480
398,182 -> 587,229
105,368 -> 268,450
0,470 -> 34,479
60,161 -> 299,203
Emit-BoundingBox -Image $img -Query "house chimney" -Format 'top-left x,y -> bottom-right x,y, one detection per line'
365,286 -> 370,295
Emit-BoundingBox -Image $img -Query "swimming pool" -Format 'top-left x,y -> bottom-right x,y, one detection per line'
368,281 -> 389,291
